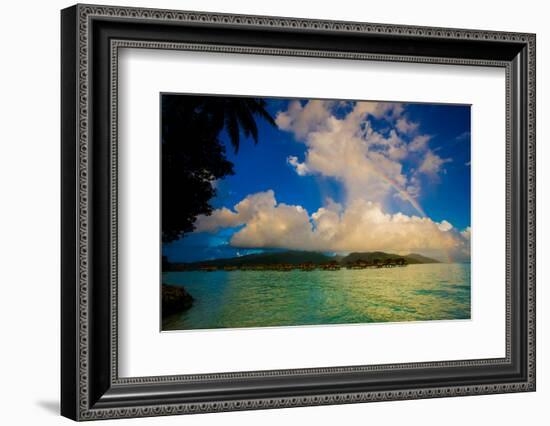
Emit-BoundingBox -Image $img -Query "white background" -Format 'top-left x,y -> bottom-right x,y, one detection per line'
0,0 -> 547,425
119,49 -> 505,377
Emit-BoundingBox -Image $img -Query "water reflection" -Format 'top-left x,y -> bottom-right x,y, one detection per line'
162,263 -> 470,331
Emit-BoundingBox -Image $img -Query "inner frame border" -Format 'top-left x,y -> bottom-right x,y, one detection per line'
111,40 -> 511,386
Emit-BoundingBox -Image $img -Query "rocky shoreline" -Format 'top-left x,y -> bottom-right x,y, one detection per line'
162,284 -> 194,318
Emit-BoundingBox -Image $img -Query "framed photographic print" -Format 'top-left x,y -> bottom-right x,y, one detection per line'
160,94 -> 473,332
61,4 -> 536,421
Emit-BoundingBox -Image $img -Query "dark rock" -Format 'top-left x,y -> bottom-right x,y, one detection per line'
162,284 -> 194,317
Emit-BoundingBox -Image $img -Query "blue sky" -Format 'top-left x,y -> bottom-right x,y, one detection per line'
164,97 -> 471,263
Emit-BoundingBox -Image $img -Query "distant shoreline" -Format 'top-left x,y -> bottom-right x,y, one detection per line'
164,262 -> 470,273
164,250 -> 450,272
169,262 -> 404,272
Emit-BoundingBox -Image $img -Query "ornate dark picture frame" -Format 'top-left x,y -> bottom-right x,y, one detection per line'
61,4 -> 536,421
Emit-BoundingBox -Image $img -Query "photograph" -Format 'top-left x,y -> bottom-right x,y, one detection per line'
161,94 -> 472,331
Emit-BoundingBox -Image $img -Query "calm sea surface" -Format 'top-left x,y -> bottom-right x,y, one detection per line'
162,263 -> 470,331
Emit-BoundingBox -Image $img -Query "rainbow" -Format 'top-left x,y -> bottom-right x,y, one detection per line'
371,169 -> 427,218
316,164 -> 455,263
368,165 -> 454,263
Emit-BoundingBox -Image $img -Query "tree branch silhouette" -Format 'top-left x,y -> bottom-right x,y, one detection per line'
162,95 -> 276,243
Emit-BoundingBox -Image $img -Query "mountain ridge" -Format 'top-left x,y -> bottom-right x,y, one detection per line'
165,250 -> 441,270
341,251 -> 440,265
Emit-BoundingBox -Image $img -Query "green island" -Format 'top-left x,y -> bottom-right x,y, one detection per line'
164,250 -> 440,272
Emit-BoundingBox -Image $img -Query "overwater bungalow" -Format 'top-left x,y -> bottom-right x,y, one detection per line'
276,263 -> 294,271
321,261 -> 341,271
223,265 -> 238,271
381,258 -> 408,268
194,257 -> 407,272
299,262 -> 316,271
346,260 -> 371,269
199,265 -> 218,272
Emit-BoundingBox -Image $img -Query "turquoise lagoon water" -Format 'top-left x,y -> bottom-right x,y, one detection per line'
162,263 -> 470,331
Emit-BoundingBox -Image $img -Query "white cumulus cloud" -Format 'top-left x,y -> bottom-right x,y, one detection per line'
287,155 -> 310,176
396,117 -> 419,134
274,100 -> 449,208
276,101 -> 414,206
194,190 -> 470,261
409,134 -> 431,152
194,190 -> 276,232
418,150 -> 452,176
